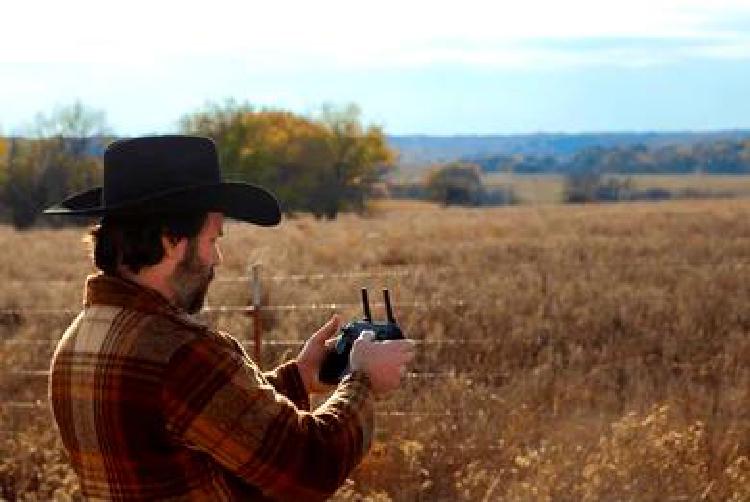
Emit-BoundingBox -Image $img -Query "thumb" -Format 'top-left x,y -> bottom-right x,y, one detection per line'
313,315 -> 341,343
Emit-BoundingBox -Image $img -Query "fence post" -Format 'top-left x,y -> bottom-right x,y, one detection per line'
251,264 -> 263,365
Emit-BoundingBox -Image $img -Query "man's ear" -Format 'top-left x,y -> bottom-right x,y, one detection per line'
161,234 -> 187,262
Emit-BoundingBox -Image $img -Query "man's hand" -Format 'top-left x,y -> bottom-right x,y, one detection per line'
296,315 -> 341,395
350,331 -> 415,396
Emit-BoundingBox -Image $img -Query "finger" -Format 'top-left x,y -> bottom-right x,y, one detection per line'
376,340 -> 415,359
313,315 -> 341,342
382,338 -> 415,346
399,343 -> 417,360
392,350 -> 416,365
383,339 -> 416,353
378,346 -> 415,366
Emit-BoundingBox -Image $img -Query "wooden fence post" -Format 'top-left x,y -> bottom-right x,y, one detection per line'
251,264 -> 263,365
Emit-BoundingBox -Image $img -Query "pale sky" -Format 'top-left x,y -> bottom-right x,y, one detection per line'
2,0 -> 750,135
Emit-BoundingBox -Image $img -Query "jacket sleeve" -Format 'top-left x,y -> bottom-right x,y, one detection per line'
218,330 -> 310,411
161,336 -> 373,502
262,361 -> 311,411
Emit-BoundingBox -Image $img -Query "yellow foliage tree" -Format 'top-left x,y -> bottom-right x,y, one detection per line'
181,100 -> 394,218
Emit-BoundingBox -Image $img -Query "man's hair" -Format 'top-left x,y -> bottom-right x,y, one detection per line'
88,212 -> 208,274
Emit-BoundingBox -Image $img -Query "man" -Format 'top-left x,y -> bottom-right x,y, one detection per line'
45,135 -> 415,501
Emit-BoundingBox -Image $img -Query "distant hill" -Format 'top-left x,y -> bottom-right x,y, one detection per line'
387,131 -> 750,169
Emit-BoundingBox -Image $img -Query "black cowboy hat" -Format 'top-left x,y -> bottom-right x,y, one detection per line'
44,135 -> 281,226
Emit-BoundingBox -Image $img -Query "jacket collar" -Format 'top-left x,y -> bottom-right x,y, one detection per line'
84,273 -> 205,327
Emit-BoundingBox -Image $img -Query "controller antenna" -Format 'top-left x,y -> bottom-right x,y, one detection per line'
383,288 -> 396,323
361,288 -> 372,322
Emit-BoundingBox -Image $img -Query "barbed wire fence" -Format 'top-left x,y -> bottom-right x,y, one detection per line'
0,264 -> 496,434
2,259 -> 749,443
0,264 -> 525,466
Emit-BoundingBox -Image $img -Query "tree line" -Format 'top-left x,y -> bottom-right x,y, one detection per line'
433,141 -> 750,205
3,101 -> 750,226
466,140 -> 750,175
397,139 -> 750,207
0,101 -> 394,228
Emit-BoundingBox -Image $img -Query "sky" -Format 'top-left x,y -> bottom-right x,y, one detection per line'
2,0 -> 750,135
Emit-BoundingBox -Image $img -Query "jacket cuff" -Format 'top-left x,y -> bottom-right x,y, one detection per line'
342,370 -> 372,390
277,361 -> 311,411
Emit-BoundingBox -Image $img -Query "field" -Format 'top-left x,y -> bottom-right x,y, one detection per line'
483,173 -> 566,204
4,199 -> 750,500
483,173 -> 750,204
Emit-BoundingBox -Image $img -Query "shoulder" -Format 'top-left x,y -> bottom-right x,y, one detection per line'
150,314 -> 247,373
100,305 -> 246,366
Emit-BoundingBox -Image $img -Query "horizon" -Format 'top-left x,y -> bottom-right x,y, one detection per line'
7,128 -> 750,139
388,128 -> 750,137
2,0 -> 750,136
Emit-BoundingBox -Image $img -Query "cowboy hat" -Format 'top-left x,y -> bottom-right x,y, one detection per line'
43,135 -> 281,226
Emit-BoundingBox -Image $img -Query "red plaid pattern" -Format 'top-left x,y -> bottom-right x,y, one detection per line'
49,274 -> 373,501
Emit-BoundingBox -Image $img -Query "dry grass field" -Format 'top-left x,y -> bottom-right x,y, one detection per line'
4,199 -> 750,500
483,173 -> 566,204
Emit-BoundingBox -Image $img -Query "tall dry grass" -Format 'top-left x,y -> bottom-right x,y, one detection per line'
3,199 -> 750,500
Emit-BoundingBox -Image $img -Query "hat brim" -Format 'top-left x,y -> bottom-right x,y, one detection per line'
43,182 -> 281,226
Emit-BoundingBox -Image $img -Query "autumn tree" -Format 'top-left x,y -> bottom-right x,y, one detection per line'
181,100 -> 395,218
310,103 -> 394,216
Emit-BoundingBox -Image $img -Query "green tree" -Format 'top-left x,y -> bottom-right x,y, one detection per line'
2,102 -> 108,228
425,162 -> 485,206
32,100 -> 110,139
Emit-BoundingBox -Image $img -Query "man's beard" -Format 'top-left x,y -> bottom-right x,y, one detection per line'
169,239 -> 214,314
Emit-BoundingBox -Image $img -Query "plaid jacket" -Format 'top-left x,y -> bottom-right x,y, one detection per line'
49,274 -> 373,501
